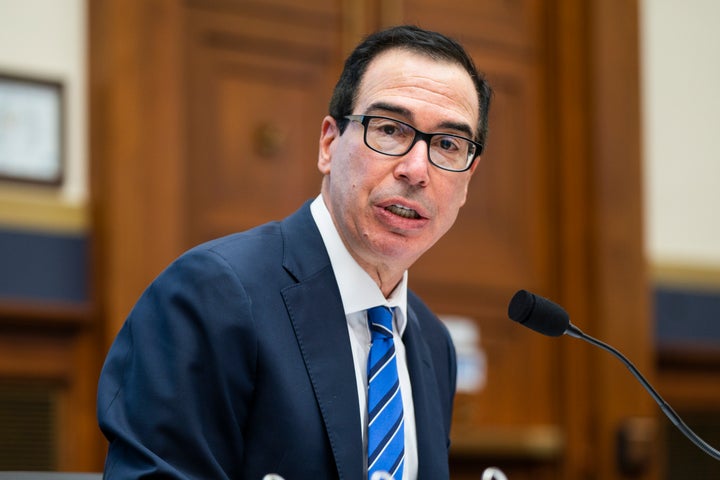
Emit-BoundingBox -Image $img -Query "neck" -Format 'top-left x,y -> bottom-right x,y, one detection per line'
352,255 -> 405,298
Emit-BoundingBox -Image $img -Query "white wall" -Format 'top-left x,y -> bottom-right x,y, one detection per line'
0,0 -> 87,206
641,0 -> 720,270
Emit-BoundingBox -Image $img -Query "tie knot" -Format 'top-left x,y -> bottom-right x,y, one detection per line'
368,306 -> 394,339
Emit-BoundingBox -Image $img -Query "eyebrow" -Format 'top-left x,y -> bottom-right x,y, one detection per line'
365,101 -> 476,139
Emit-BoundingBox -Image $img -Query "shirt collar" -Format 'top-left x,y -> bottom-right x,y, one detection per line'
310,195 -> 408,334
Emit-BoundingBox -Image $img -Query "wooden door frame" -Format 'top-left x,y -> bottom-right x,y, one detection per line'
551,0 -> 658,478
89,0 -> 187,347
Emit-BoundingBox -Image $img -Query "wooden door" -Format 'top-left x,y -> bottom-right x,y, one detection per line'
183,1 -> 341,245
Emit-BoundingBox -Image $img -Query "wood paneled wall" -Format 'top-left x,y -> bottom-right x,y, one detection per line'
89,1 -> 657,478
0,303 -> 103,471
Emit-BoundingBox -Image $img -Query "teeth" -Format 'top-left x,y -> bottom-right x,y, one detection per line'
386,204 -> 421,219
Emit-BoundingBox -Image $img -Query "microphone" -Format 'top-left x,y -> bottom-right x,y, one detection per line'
508,289 -> 720,461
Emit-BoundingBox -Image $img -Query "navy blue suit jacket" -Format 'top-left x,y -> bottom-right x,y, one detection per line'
97,202 -> 457,479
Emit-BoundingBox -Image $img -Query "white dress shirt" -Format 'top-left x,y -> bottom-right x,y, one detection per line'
310,195 -> 418,480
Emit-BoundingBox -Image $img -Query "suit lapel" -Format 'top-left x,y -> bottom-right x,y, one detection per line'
279,203 -> 450,479
404,306 -> 451,480
280,203 -> 364,480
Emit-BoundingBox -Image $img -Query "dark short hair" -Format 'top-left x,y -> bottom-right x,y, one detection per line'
329,25 -> 492,148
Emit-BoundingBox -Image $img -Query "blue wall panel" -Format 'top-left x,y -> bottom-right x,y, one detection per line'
655,286 -> 720,344
0,229 -> 88,303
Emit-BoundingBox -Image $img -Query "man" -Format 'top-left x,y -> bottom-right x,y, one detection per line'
98,25 -> 492,480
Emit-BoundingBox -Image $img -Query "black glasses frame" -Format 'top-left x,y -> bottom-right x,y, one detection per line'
343,114 -> 483,172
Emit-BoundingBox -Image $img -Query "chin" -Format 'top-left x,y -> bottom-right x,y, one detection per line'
372,237 -> 429,263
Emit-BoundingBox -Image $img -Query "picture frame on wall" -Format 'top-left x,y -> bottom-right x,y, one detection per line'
0,73 -> 64,185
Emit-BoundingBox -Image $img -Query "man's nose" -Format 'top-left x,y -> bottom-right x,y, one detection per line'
393,140 -> 430,187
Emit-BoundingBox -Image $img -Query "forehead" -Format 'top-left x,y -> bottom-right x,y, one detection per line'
355,48 -> 479,132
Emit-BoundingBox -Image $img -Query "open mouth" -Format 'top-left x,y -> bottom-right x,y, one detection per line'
385,204 -> 422,219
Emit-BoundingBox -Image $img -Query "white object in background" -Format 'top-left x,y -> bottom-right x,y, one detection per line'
481,466 -> 509,480
441,315 -> 487,392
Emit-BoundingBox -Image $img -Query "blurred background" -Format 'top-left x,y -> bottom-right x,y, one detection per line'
0,0 -> 718,478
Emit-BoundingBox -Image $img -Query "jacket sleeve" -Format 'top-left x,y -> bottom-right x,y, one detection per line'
97,247 -> 257,479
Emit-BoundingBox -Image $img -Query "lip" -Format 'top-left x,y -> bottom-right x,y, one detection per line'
374,197 -> 431,231
377,196 -> 430,218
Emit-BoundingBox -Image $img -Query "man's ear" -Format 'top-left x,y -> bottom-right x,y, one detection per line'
318,116 -> 339,175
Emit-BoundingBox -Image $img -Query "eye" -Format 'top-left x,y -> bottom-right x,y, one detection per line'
369,118 -> 411,139
380,123 -> 399,136
435,136 -> 461,152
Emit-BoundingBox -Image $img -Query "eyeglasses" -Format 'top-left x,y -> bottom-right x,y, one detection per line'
344,114 -> 483,172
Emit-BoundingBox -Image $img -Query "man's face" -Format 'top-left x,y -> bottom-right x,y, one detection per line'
318,48 -> 480,277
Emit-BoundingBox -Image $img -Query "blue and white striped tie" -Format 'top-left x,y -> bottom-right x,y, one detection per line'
367,306 -> 405,479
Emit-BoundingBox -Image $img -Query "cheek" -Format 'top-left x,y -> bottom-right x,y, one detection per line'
345,156 -> 385,192
437,179 -> 471,223
451,176 -> 472,207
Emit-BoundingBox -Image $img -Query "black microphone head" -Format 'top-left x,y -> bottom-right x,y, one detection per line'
508,290 -> 570,337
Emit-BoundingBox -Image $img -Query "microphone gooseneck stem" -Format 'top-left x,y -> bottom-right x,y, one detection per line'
566,323 -> 720,461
